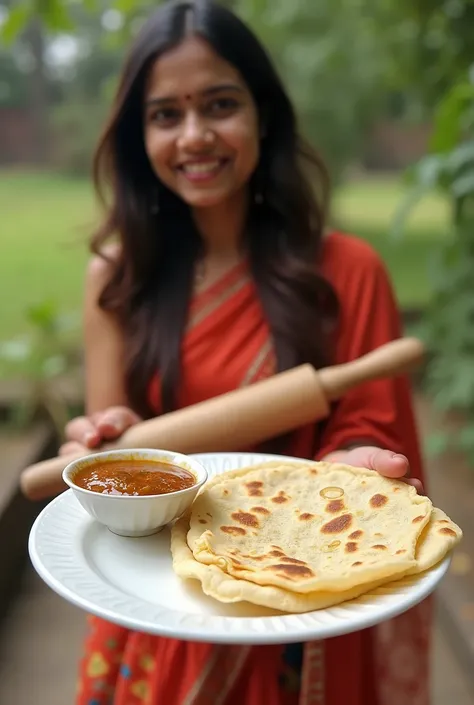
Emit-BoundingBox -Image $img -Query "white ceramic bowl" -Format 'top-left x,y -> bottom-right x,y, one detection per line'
62,448 -> 208,537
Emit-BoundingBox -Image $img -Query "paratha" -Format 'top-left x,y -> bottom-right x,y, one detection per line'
406,506 -> 462,574
186,462 -> 433,593
171,498 -> 461,613
170,461 -> 462,614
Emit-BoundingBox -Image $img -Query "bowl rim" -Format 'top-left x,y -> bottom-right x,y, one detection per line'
62,447 -> 208,500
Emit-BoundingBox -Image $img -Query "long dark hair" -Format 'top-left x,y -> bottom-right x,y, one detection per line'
92,0 -> 339,420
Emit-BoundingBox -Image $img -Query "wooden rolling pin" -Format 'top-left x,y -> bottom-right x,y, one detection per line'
20,337 -> 424,501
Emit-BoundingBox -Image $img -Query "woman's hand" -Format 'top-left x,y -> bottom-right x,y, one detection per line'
322,446 -> 424,494
59,406 -> 142,456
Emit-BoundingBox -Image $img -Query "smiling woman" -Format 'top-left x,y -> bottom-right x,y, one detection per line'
143,47 -> 259,212
65,1 -> 430,704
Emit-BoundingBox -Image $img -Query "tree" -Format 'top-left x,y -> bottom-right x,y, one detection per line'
391,0 -> 474,463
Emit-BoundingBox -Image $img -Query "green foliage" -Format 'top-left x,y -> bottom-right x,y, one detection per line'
393,71 -> 474,464
0,0 -> 74,42
0,300 -> 80,435
234,0 -> 390,178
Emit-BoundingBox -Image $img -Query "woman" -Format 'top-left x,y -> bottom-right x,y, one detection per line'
62,1 -> 430,703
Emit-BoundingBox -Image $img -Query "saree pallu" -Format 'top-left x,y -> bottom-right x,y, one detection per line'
76,233 -> 431,705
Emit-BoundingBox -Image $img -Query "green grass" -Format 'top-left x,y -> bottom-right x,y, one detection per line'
0,170 -> 451,345
333,176 -> 450,308
333,176 -> 449,234
1,171 -> 93,342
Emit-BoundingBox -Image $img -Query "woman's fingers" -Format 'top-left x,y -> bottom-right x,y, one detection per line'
64,417 -> 101,448
402,478 -> 425,495
64,407 -> 141,448
59,441 -> 89,456
94,407 -> 142,440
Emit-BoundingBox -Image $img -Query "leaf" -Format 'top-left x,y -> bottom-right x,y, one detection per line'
113,0 -> 138,13
390,182 -> 432,240
25,300 -> 59,332
34,0 -> 74,31
447,141 -> 474,172
451,170 -> 474,199
0,3 -> 31,43
430,82 -> 474,153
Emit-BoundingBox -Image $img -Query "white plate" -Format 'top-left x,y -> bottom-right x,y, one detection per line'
29,452 -> 450,645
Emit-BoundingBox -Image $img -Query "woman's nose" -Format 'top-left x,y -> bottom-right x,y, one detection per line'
177,113 -> 212,151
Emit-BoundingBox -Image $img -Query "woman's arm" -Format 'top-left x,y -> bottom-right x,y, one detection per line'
61,249 -> 140,453
82,249 -> 128,414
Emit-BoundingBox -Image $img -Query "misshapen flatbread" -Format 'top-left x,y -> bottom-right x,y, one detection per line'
171,511 -> 394,613
170,462 -> 462,614
407,506 -> 462,574
186,462 -> 432,593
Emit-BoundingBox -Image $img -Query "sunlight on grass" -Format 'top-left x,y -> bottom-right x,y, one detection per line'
333,176 -> 449,237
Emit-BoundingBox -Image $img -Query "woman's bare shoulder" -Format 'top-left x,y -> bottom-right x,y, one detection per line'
86,242 -> 121,289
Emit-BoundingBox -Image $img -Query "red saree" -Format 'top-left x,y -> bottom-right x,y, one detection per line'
76,232 -> 430,705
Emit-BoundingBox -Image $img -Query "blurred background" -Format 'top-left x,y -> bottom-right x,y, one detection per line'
0,1 -> 473,703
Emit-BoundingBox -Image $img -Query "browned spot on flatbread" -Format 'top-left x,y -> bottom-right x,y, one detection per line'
269,549 -> 286,558
321,514 -> 353,534
231,511 -> 259,528
372,544 -> 387,550
345,542 -> 358,553
299,512 -> 315,521
440,527 -> 457,537
393,487 -> 401,493
252,506 -> 270,515
349,530 -> 363,540
221,526 -> 246,536
272,491 -> 290,504
281,557 -> 307,566
245,481 -> 263,497
352,561 -> 363,566
310,469 -> 318,475
370,494 -> 388,508
326,500 -> 345,513
268,563 -> 315,580
222,489 -> 229,496
438,520 -> 450,525
396,549 -> 406,555
198,519 -> 207,525
412,515 -> 425,523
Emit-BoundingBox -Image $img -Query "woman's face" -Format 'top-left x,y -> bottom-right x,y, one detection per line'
143,36 -> 260,209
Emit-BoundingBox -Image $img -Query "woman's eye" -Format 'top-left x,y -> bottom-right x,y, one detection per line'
208,97 -> 239,115
150,108 -> 180,126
